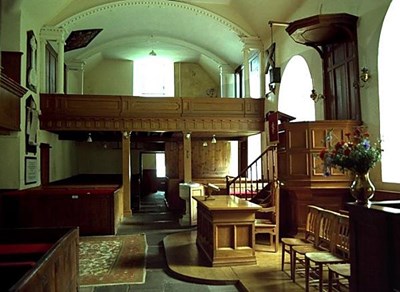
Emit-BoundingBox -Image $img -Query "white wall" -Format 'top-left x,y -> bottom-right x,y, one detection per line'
84,59 -> 133,95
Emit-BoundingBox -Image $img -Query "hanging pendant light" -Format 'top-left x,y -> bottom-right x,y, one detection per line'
87,133 -> 93,143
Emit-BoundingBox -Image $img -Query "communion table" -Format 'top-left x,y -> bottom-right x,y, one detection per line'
193,195 -> 261,267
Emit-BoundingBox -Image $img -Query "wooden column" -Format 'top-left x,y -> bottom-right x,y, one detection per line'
122,131 -> 132,215
183,132 -> 192,183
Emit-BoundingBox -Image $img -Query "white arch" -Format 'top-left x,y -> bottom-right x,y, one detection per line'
278,55 -> 315,122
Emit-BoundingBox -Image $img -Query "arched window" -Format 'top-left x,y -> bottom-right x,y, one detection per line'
133,57 -> 174,97
278,55 -> 314,122
379,0 -> 400,183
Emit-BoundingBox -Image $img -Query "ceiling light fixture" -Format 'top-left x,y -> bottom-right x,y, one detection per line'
211,135 -> 217,144
203,141 -> 208,147
87,133 -> 93,143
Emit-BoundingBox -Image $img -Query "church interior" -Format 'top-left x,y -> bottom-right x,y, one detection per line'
0,0 -> 399,291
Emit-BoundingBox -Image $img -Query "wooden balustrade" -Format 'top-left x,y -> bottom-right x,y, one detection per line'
39,94 -> 265,133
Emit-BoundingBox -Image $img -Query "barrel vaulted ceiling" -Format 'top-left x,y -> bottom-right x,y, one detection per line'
6,0 -> 306,140
17,0 -> 306,74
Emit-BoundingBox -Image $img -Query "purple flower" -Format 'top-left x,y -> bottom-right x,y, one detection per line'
362,140 -> 370,150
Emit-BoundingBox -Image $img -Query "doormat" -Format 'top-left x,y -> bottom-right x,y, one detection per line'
79,234 -> 147,287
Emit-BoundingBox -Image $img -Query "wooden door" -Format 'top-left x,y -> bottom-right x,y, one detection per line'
40,143 -> 51,186
323,39 -> 361,120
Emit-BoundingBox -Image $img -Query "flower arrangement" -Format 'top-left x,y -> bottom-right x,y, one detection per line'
319,127 -> 383,176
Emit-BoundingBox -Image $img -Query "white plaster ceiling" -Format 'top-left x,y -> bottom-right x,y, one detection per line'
17,0 -> 306,73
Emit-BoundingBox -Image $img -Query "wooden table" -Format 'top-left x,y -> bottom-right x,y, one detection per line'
193,195 -> 261,267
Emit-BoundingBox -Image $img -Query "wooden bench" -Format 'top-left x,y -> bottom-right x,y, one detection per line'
0,227 -> 79,291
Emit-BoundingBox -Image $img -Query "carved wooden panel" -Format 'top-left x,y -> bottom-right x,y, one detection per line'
40,94 -> 265,133
289,153 -> 309,176
278,120 -> 360,188
287,128 -> 308,149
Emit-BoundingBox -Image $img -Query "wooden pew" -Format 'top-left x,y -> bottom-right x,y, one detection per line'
1,185 -> 123,235
0,227 -> 79,291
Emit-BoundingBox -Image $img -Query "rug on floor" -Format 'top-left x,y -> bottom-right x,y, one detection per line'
79,234 -> 147,287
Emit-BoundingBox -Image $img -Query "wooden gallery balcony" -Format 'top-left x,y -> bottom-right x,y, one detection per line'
39,94 -> 265,134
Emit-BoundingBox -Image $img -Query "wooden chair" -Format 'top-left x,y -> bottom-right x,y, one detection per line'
291,209 -> 339,284
280,205 -> 324,279
304,213 -> 350,292
328,263 -> 350,292
254,180 -> 279,252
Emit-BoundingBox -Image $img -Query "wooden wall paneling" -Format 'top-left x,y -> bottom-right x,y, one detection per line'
348,203 -> 400,292
2,189 -> 121,235
192,141 -> 230,178
0,73 -> 27,132
142,169 -> 157,195
239,139 -> 248,174
278,120 -> 360,235
324,39 -> 360,120
1,51 -> 23,83
7,228 -> 79,291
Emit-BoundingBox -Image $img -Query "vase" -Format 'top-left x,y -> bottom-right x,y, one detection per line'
350,171 -> 375,205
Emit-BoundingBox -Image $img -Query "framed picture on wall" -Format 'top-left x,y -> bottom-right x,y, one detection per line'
25,156 -> 37,184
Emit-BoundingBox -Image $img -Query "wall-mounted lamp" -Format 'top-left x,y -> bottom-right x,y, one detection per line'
310,89 -> 325,103
360,67 -> 370,83
123,131 -> 130,139
185,132 -> 191,139
354,67 -> 371,88
87,133 -> 92,143
211,135 -> 217,144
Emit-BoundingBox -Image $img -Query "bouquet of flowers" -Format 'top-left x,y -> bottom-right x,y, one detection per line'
319,127 -> 383,176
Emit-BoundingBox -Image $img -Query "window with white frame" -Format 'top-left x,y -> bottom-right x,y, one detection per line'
378,0 -> 400,183
249,55 -> 261,98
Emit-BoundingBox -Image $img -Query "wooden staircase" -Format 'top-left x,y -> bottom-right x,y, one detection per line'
226,145 -> 278,201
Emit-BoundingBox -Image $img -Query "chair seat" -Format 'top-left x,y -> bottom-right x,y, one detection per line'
281,237 -> 312,246
255,218 -> 274,227
306,251 -> 346,264
292,244 -> 321,255
328,263 -> 351,277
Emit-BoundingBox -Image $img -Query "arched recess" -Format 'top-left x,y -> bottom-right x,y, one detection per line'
278,55 -> 315,122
